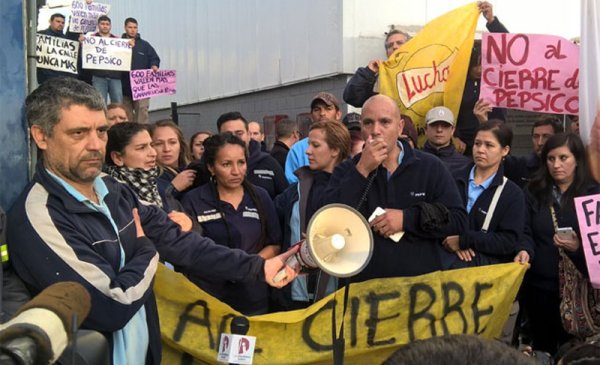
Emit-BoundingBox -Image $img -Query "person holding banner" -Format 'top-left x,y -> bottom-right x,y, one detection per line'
37,13 -> 79,84
121,17 -> 160,124
522,133 -> 600,355
88,16 -> 125,104
454,2 -> 508,156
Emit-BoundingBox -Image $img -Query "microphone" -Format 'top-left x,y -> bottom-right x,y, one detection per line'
217,316 -> 256,365
0,281 -> 91,365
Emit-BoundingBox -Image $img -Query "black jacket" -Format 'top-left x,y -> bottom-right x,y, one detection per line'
247,139 -> 288,199
450,163 -> 530,268
422,141 -> 471,174
270,140 -> 290,169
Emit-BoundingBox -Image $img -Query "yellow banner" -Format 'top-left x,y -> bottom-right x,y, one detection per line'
378,2 -> 480,146
156,262 -> 526,365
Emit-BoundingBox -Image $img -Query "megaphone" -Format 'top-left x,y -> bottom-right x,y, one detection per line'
273,203 -> 373,282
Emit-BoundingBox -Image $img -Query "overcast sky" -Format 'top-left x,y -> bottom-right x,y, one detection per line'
353,0 -> 580,40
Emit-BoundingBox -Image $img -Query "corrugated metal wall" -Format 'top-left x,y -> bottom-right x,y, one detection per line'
101,0 -> 344,110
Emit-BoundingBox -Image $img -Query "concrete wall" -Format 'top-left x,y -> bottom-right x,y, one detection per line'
0,0 -> 29,210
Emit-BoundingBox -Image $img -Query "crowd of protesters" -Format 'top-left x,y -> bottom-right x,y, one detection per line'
4,1 -> 600,364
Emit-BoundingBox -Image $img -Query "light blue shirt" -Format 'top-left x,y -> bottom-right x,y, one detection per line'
285,137 -> 310,184
466,167 -> 496,214
387,141 -> 405,180
47,171 -> 149,365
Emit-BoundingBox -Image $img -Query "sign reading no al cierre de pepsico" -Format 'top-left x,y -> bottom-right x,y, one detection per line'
481,33 -> 579,115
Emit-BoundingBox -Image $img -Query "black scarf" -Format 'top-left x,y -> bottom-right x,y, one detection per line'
105,165 -> 163,207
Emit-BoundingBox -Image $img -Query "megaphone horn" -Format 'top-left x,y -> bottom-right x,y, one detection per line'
273,204 -> 373,283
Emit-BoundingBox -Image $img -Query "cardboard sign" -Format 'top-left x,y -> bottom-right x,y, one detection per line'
575,194 -> 600,288
129,69 -> 176,100
481,33 -> 579,114
82,36 -> 131,71
69,0 -> 110,33
36,34 -> 79,74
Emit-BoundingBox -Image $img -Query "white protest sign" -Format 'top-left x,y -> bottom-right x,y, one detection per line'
69,0 -> 110,33
82,36 -> 132,71
36,34 -> 79,74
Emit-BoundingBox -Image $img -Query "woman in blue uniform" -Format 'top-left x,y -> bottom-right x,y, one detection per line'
181,133 -> 281,315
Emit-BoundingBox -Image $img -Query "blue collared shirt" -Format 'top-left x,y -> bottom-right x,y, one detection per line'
47,171 -> 149,365
466,166 -> 496,213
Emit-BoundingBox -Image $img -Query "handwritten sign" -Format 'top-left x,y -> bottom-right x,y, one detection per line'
130,69 -> 176,100
575,194 -> 600,288
36,34 -> 79,74
481,33 -> 579,114
82,36 -> 131,71
69,0 -> 110,33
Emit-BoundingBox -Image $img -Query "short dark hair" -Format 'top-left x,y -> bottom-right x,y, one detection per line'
106,122 -> 149,165
275,119 -> 297,139
383,335 -> 536,365
26,77 -> 105,136
476,120 -> 513,148
50,13 -> 65,22
531,116 -> 564,135
124,17 -> 138,26
216,112 -> 248,132
97,15 -> 111,24
385,29 -> 410,46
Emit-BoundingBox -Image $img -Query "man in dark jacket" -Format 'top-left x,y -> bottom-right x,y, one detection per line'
121,17 -> 160,123
270,118 -> 300,169
325,95 -> 467,282
37,13 -> 79,84
7,78 -> 297,365
89,15 -> 126,103
422,106 -> 471,173
217,112 -> 289,199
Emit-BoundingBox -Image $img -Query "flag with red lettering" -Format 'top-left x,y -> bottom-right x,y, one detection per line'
480,33 -> 579,116
378,2 -> 480,146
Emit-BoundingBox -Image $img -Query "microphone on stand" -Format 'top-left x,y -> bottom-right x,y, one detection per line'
217,316 -> 256,365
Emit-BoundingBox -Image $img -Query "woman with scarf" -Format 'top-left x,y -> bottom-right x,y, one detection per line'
105,122 -> 194,232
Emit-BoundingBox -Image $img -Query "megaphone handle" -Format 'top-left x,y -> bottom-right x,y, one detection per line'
272,254 -> 299,284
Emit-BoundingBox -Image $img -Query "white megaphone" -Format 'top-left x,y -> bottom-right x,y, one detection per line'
273,203 -> 373,283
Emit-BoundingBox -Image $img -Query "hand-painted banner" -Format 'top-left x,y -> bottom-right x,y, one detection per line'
69,0 -> 111,33
155,262 -> 526,365
378,2 -> 479,146
130,69 -> 176,100
575,194 -> 600,288
82,36 -> 131,71
481,33 -> 579,114
36,34 -> 79,74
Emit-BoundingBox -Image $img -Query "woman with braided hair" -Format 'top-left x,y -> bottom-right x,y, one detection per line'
182,133 -> 282,315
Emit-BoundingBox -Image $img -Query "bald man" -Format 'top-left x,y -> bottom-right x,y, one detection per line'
325,95 -> 467,281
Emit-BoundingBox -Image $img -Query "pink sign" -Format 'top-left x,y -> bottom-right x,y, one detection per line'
129,69 -> 176,101
575,194 -> 600,289
481,33 -> 579,114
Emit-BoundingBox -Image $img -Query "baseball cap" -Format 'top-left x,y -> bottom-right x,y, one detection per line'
311,92 -> 340,110
343,112 -> 361,131
425,106 -> 454,126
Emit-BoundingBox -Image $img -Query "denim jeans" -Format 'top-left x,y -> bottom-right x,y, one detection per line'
92,76 -> 123,104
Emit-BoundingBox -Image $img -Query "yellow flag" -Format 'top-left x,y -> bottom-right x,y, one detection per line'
379,2 -> 480,146
156,262 -> 526,364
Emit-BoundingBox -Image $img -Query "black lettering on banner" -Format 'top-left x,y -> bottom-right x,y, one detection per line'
364,291 -> 400,346
581,198 -> 600,227
350,297 -> 359,347
408,284 -> 436,341
440,281 -> 467,335
179,353 -> 194,365
302,300 -> 336,352
472,282 -> 494,334
173,300 -> 216,350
